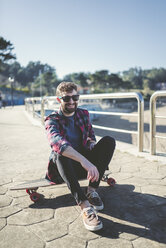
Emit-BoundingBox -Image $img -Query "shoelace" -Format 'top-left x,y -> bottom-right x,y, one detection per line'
87,191 -> 99,199
82,207 -> 98,220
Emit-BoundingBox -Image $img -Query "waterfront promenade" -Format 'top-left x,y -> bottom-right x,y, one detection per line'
0,106 -> 166,247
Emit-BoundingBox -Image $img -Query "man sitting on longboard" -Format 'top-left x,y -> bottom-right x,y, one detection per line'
45,82 -> 116,231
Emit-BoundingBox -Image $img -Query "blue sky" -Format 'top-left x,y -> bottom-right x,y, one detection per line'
1,0 -> 166,79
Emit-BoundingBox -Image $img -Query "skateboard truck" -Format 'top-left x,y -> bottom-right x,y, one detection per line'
102,174 -> 116,186
26,188 -> 40,202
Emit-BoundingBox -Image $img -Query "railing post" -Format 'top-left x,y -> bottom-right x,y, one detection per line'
136,92 -> 144,152
41,97 -> 45,125
150,95 -> 156,155
149,91 -> 166,155
32,99 -> 35,118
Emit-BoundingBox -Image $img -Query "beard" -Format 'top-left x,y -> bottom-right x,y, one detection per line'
62,102 -> 78,114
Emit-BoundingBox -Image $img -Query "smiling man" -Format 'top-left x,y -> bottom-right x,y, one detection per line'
45,81 -> 115,231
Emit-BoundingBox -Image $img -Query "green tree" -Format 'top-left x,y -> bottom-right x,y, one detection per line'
121,67 -> 143,89
107,73 -> 123,89
90,70 -> 109,89
0,37 -> 16,64
34,71 -> 58,96
63,72 -> 89,87
142,68 -> 166,90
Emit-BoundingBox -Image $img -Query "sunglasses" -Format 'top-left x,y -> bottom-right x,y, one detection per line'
59,94 -> 80,102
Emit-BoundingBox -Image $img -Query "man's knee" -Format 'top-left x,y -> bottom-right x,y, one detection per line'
102,136 -> 116,150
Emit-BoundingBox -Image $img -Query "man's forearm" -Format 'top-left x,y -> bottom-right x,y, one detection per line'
61,146 -> 87,164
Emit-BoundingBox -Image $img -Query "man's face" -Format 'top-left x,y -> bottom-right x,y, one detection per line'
58,89 -> 79,115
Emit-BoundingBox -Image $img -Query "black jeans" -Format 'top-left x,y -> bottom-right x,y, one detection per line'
55,136 -> 115,205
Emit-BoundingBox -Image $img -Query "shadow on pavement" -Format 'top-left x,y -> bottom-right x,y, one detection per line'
29,183 -> 166,244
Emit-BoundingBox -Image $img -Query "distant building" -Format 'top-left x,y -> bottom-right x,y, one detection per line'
77,86 -> 90,94
156,82 -> 166,90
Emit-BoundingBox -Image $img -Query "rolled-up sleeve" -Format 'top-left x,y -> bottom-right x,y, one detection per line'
45,116 -> 70,154
86,110 -> 96,142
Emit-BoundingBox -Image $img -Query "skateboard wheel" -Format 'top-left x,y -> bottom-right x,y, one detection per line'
107,177 -> 116,186
30,192 -> 40,202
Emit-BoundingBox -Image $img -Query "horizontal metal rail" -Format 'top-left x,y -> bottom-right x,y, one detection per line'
80,110 -> 137,117
25,92 -> 144,152
150,91 -> 166,155
92,124 -> 138,134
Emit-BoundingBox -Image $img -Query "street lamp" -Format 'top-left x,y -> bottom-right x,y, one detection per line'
9,77 -> 14,107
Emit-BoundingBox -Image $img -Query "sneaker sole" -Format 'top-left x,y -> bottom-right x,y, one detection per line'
83,221 -> 103,231
91,203 -> 104,211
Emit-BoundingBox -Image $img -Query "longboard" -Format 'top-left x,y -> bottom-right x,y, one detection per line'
10,175 -> 116,203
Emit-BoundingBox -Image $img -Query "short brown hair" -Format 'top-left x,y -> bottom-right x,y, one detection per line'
56,82 -> 78,96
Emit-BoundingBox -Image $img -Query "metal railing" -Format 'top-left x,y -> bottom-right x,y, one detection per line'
150,91 -> 166,155
25,92 -> 144,152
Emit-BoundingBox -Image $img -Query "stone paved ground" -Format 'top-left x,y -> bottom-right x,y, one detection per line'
0,106 -> 166,248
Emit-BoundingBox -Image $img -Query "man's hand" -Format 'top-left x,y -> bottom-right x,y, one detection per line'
89,141 -> 96,150
81,159 -> 99,182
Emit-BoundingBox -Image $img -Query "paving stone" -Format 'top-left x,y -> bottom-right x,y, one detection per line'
120,164 -> 140,173
132,192 -> 166,207
0,195 -> 12,207
106,182 -> 140,197
0,225 -> 45,248
46,186 -> 72,200
54,206 -> 80,223
0,186 -> 7,195
110,172 -> 133,182
119,176 -> 150,187
148,219 -> 166,243
46,235 -> 86,248
8,208 -> 54,225
35,191 -> 75,209
132,237 -> 166,248
88,237 -> 132,248
155,205 -> 166,218
118,225 -> 146,241
28,219 -> 68,242
102,193 -> 159,227
147,178 -> 166,186
140,161 -> 159,172
0,178 -> 12,186
12,171 -> 47,182
11,195 -> 33,208
158,165 -> 166,174
122,206 -> 159,227
0,218 -> 6,231
0,205 -> 21,218
92,211 -> 146,240
109,161 -> 121,173
69,215 -> 101,240
7,189 -> 27,198
141,185 -> 166,198
132,171 -> 164,180
113,152 -> 137,162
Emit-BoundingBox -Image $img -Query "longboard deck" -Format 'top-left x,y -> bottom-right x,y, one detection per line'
10,178 -> 55,190
10,173 -> 115,191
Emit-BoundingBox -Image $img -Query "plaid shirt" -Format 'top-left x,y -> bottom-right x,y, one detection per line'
45,107 -> 96,154
45,107 -> 96,182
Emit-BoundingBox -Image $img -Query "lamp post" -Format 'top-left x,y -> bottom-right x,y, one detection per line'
9,77 -> 14,107
39,70 -> 42,97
